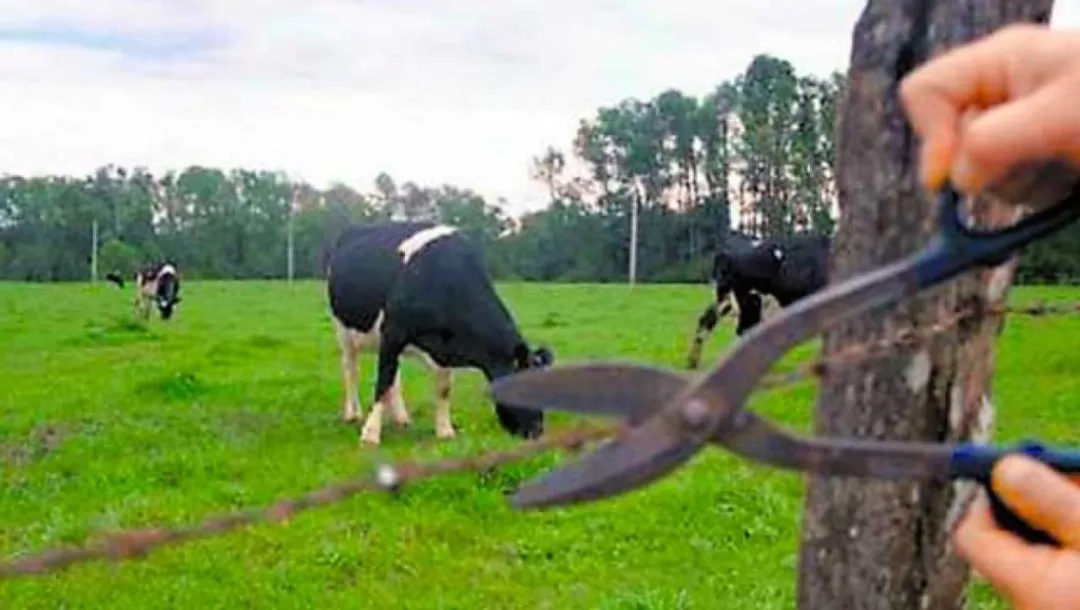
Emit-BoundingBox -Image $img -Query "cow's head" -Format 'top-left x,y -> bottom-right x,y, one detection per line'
490,343 -> 556,439
155,275 -> 181,320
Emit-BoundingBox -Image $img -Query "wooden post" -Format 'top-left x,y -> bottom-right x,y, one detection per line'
795,1 -> 1056,609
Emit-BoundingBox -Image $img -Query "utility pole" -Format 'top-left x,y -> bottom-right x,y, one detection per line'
90,218 -> 99,283
628,190 -> 639,285
286,188 -> 295,283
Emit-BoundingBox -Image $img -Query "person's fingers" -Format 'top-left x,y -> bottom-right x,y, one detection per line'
900,24 -> 1044,190
992,454 -> 1080,549
950,75 -> 1080,193
953,491 -> 1056,602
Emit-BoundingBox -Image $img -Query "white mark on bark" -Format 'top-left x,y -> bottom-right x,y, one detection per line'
905,350 -> 931,393
972,393 -> 995,443
944,394 -> 996,534
986,264 -> 1013,303
944,479 -> 978,534
848,526 -> 858,539
948,383 -> 964,431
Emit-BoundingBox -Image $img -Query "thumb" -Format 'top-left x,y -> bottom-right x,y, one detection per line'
992,454 -> 1080,548
951,76 -> 1080,194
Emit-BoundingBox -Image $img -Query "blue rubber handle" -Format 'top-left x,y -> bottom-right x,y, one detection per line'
950,441 -> 1080,546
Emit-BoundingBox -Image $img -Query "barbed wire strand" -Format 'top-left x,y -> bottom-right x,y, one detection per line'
0,299 -> 1077,580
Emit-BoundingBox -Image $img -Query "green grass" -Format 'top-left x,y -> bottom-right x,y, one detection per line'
1,280 -> 1079,609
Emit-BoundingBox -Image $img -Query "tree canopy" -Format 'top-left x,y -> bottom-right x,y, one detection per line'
0,52 -> 1071,284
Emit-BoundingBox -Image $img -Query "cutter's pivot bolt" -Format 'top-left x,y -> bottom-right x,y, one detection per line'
680,399 -> 711,430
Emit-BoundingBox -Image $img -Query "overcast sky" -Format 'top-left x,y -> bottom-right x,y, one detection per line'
1,1 -> 1079,218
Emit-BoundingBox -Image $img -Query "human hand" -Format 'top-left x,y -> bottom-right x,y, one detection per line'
899,23 -> 1080,195
952,454 -> 1080,609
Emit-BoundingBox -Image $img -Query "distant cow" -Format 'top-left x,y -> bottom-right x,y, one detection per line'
106,262 -> 182,321
687,233 -> 831,369
325,221 -> 555,446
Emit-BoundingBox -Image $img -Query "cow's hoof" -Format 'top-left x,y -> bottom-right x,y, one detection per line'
390,410 -> 412,428
359,429 -> 381,446
341,411 -> 361,425
435,426 -> 456,440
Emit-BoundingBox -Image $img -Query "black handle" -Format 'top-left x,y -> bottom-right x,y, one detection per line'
913,182 -> 1080,288
951,440 -> 1080,547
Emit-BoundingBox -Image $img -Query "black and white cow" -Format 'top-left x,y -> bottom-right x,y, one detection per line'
686,233 -> 831,369
325,221 -> 555,446
106,262 -> 182,321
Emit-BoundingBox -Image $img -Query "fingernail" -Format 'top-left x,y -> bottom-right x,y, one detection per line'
993,455 -> 1040,495
920,138 -> 953,192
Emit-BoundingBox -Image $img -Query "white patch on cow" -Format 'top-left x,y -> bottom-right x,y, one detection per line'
904,350 -> 931,393
772,247 -> 783,261
986,264 -> 1012,302
398,225 -> 458,264
158,264 -> 176,279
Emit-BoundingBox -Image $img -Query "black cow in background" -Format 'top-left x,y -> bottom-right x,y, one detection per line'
325,221 -> 555,446
686,232 -> 831,369
105,261 -> 182,321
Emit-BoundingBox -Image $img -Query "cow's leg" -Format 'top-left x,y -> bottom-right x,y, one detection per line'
687,302 -> 717,370
762,295 -> 781,320
334,321 -> 363,423
136,293 -> 151,320
433,367 -> 454,439
360,329 -> 406,446
387,369 -> 412,427
734,289 -> 762,336
687,295 -> 732,370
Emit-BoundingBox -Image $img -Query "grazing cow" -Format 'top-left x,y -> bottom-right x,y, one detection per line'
687,233 -> 831,369
106,262 -> 182,321
105,271 -> 125,289
325,221 -> 555,446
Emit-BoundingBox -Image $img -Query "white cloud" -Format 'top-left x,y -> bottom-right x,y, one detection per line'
0,0 -> 1078,217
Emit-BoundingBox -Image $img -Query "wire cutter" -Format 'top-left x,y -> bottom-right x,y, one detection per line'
491,169 -> 1080,547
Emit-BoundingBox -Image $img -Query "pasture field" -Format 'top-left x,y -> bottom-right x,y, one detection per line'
2,280 -> 1080,609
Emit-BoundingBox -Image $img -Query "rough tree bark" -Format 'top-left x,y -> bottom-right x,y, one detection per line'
796,1 -> 1057,609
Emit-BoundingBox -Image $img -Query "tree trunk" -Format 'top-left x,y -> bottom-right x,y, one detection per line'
796,1 -> 1056,609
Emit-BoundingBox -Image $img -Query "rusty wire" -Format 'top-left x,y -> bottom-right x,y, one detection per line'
0,299 -> 1077,580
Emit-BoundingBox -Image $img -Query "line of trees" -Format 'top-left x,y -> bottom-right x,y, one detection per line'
0,53 -> 1074,284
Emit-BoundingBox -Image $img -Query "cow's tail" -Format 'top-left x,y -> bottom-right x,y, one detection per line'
104,271 -> 125,289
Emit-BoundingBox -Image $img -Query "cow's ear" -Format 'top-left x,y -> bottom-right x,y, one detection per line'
531,346 -> 554,368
